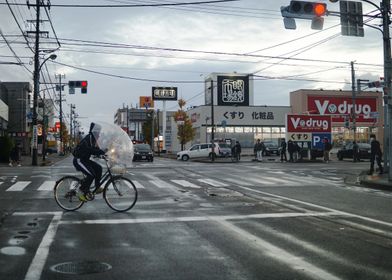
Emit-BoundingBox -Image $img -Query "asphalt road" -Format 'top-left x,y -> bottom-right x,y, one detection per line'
0,156 -> 392,280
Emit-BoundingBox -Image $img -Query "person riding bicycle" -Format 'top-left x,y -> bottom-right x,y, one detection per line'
72,122 -> 106,202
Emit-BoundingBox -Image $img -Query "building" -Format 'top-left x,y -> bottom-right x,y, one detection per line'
290,89 -> 384,146
0,82 -> 32,154
114,107 -> 148,141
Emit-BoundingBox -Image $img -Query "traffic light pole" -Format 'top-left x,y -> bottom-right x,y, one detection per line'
381,0 -> 392,180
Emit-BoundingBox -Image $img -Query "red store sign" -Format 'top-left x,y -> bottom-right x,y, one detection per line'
307,96 -> 377,123
287,114 -> 332,133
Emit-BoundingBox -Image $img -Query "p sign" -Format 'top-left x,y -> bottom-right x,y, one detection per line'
312,133 -> 331,149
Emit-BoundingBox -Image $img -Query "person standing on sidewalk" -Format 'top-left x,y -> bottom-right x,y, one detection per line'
368,134 -> 383,175
254,139 -> 263,162
352,141 -> 360,162
280,139 -> 287,162
323,137 -> 332,163
287,140 -> 294,162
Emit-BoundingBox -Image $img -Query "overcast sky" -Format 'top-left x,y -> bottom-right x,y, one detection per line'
0,0 -> 385,131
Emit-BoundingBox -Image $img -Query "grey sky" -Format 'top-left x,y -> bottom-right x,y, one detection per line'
0,0 -> 385,131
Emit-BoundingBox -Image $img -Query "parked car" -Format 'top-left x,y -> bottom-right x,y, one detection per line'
263,141 -> 279,156
337,142 -> 371,161
177,142 -> 231,161
133,143 -> 154,162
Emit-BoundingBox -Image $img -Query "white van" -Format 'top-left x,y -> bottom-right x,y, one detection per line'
177,142 -> 231,161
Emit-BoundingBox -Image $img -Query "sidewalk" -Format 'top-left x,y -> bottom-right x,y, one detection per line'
359,172 -> 392,190
1,152 -> 69,167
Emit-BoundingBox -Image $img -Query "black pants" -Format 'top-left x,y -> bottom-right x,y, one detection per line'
280,150 -> 287,161
73,158 -> 102,192
370,154 -> 383,173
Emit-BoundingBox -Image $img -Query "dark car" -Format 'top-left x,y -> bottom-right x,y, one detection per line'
337,142 -> 371,161
133,144 -> 154,162
263,141 -> 279,156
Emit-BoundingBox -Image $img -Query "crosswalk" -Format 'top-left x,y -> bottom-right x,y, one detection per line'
0,171 -> 344,193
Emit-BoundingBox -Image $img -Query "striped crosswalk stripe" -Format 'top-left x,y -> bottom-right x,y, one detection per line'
171,180 -> 201,189
197,178 -> 229,187
6,181 -> 30,191
133,180 -> 145,189
149,179 -> 175,189
37,181 -> 56,191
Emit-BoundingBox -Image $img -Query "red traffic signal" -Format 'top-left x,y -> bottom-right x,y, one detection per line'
81,81 -> 88,87
314,3 -> 326,17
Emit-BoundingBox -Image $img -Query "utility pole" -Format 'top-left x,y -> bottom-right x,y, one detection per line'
351,61 -> 357,142
210,79 -> 215,162
31,0 -> 41,166
55,74 -> 65,155
381,0 -> 392,180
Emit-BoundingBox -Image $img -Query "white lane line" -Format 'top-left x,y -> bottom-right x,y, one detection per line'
6,181 -> 31,191
197,178 -> 228,187
37,181 -> 56,191
222,177 -> 252,186
0,182 -> 3,187
216,220 -> 342,280
237,185 -> 392,228
171,180 -> 201,189
24,212 -> 62,280
132,180 -> 145,189
60,212 -> 343,225
149,179 -> 175,189
245,177 -> 278,186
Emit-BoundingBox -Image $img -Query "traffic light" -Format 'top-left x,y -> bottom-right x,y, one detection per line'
81,81 -> 88,94
340,0 -> 364,37
281,1 -> 327,30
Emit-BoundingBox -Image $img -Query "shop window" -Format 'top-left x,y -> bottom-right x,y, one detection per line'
244,127 -> 253,133
235,127 -> 243,133
226,127 -> 234,133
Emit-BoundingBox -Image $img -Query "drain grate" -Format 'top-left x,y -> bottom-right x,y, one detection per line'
51,261 -> 111,275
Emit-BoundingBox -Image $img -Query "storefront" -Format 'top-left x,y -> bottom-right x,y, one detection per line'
290,89 -> 384,147
187,105 -> 291,148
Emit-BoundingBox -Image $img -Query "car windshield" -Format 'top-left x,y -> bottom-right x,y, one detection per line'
264,142 -> 278,147
218,143 -> 231,149
358,143 -> 371,149
135,144 -> 151,151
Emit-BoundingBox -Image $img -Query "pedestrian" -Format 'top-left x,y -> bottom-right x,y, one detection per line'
323,137 -> 332,163
293,142 -> 300,162
9,144 -> 21,167
287,140 -> 294,162
235,141 -> 241,161
352,141 -> 360,162
254,139 -> 263,162
280,139 -> 287,162
368,134 -> 383,175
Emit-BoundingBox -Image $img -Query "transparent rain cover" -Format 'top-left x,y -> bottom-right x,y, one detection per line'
90,121 -> 134,168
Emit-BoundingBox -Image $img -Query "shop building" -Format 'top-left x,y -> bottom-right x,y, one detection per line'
290,89 -> 384,146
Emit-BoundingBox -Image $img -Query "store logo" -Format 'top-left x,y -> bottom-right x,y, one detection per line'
314,100 -> 371,116
222,79 -> 245,103
290,117 -> 329,130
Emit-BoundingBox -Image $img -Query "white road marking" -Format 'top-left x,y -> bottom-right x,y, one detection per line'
236,186 -> 392,228
149,179 -> 174,189
61,211 -> 343,225
37,181 -> 56,191
171,180 -> 201,189
216,220 -> 342,280
132,180 -> 145,189
24,212 -> 62,280
6,181 -> 30,191
222,177 -> 252,186
197,178 -> 228,187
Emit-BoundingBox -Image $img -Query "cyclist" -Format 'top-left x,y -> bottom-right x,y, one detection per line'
72,122 -> 106,202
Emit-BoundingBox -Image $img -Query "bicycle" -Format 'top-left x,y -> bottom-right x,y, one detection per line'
54,155 -> 138,212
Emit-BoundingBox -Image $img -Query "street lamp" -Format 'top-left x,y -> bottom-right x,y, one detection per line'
32,53 -> 57,166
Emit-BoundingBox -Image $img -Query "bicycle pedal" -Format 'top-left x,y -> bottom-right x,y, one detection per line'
85,192 -> 95,201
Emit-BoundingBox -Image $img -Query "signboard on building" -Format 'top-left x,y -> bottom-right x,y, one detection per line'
217,75 -> 249,106
307,96 -> 377,123
140,96 -> 154,108
152,87 -> 178,100
286,114 -> 332,149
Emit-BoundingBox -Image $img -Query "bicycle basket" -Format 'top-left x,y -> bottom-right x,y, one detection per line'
111,165 -> 127,175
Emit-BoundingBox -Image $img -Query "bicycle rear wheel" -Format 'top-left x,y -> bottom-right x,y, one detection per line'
103,176 -> 138,212
54,176 -> 84,211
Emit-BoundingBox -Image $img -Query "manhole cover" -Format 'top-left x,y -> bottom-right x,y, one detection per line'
51,261 -> 112,275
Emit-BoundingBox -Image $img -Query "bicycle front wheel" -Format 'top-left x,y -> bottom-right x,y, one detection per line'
103,176 -> 138,212
54,176 -> 84,211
